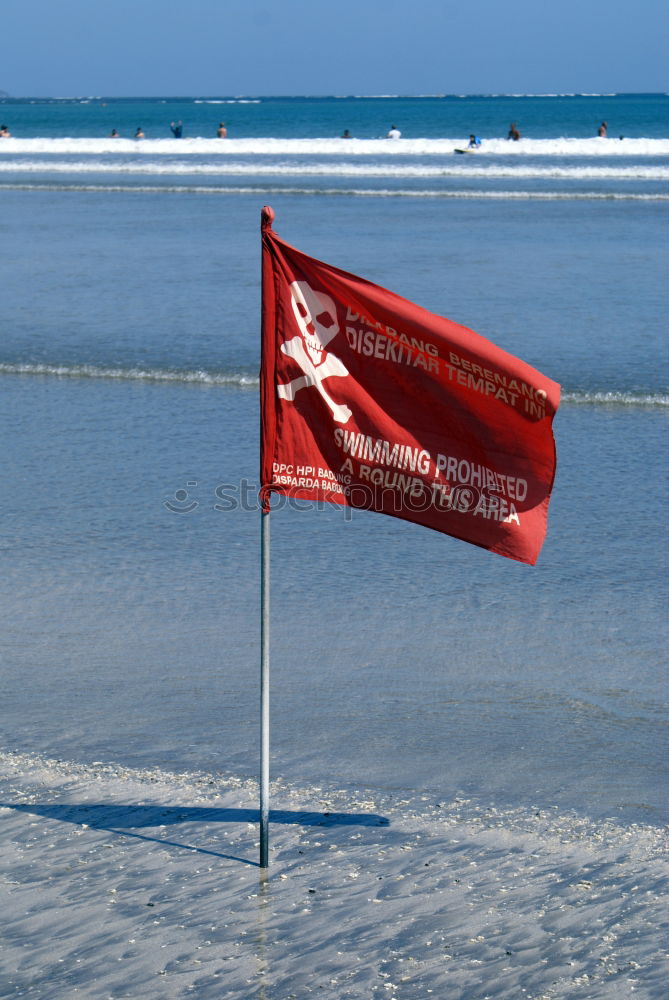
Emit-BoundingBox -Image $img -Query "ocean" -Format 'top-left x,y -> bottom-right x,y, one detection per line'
1,93 -> 667,833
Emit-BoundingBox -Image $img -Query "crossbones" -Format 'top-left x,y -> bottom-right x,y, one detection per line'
277,280 -> 352,424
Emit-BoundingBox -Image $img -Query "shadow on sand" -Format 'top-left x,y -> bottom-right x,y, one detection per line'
0,802 -> 390,867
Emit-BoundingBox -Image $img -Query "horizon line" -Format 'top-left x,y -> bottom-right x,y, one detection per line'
2,91 -> 667,101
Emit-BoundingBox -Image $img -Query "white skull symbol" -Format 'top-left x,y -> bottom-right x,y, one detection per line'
290,281 -> 339,365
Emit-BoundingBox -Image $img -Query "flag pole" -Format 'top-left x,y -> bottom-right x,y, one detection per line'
259,504 -> 270,869
259,205 -> 275,871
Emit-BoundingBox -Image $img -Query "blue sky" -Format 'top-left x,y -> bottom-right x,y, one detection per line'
2,0 -> 667,97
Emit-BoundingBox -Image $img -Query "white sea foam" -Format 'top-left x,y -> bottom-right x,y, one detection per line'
193,98 -> 261,104
2,363 -> 665,406
1,158 -> 667,181
561,390 -> 669,407
2,136 -> 668,156
2,183 -> 667,202
0,361 -> 257,387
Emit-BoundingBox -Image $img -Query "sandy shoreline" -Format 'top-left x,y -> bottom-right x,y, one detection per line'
2,750 -> 667,998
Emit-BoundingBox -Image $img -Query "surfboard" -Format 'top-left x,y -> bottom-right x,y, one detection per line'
454,148 -> 475,154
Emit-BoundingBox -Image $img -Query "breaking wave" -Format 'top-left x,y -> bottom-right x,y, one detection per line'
1,183 -> 666,202
0,361 -> 257,387
561,390 -> 669,408
2,137 -> 669,156
2,363 -> 666,407
1,158 -> 668,181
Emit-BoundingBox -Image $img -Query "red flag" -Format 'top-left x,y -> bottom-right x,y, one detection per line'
260,207 -> 560,565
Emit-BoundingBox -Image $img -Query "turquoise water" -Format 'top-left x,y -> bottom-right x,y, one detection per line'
1,95 -> 667,826
2,92 -> 668,139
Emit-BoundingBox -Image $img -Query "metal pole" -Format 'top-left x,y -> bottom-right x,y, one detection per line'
259,506 -> 271,869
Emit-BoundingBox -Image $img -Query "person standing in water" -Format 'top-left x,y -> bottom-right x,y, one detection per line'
598,121 -> 608,137
170,121 -> 183,138
217,122 -> 227,137
386,124 -> 401,139
507,122 -> 521,140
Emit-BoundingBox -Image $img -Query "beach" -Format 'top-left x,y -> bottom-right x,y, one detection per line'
2,751 -> 668,999
1,94 -> 668,997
